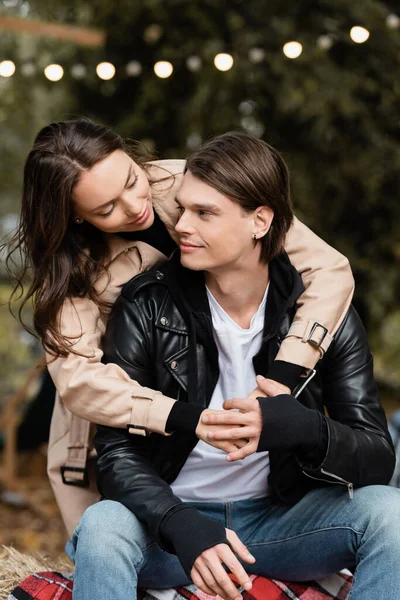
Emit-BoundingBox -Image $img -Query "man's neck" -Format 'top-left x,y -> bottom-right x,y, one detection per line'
205,261 -> 269,329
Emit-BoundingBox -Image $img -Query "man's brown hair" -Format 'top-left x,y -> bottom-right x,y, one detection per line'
185,131 -> 293,263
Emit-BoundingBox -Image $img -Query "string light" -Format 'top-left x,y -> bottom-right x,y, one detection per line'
214,53 -> 234,71
317,35 -> 333,50
96,62 -> 116,80
126,61 -> 142,76
71,64 -> 87,80
154,61 -> 173,78
283,41 -> 303,59
248,48 -> 265,64
350,26 -> 370,43
20,62 -> 36,76
0,60 -> 16,77
186,56 -> 202,72
386,14 -> 400,29
44,64 -> 64,81
7,23 -> 382,85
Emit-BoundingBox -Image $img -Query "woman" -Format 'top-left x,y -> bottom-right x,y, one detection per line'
6,118 -> 354,535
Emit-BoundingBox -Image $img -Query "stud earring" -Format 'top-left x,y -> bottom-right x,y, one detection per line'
253,234 -> 257,240
75,217 -> 83,224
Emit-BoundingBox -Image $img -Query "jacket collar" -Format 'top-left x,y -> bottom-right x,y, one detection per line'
162,249 -> 304,324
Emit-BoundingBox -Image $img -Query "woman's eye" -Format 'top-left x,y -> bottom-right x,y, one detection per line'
127,175 -> 139,190
99,203 -> 115,217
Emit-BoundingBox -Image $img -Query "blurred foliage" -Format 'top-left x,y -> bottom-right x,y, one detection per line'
0,284 -> 39,399
0,0 -> 399,386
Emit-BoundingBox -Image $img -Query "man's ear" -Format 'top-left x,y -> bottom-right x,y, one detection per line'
253,206 -> 274,238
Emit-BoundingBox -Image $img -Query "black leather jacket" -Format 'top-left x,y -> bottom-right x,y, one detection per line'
96,251 -> 395,557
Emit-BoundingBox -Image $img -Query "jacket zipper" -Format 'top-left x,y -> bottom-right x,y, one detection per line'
303,469 -> 354,499
321,469 -> 354,499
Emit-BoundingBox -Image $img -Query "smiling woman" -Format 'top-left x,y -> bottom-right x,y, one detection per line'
72,150 -> 154,232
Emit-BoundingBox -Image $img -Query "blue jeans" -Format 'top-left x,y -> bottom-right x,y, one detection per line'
69,485 -> 400,600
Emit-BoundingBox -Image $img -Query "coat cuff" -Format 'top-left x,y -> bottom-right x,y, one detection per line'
267,360 -> 305,392
166,402 -> 204,433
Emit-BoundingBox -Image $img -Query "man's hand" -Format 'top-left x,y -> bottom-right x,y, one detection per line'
196,410 -> 248,454
200,377 -> 291,461
202,398 -> 262,462
191,528 -> 255,600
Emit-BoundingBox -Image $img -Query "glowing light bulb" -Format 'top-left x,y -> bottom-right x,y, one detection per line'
154,61 -> 173,78
44,64 -> 64,81
283,41 -> 303,59
214,53 -> 234,71
350,26 -> 370,43
96,62 -> 116,80
0,60 -> 16,77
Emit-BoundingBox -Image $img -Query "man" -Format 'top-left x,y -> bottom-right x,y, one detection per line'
71,132 -> 397,600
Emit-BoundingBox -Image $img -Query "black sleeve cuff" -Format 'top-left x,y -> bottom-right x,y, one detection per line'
296,414 -> 329,470
160,506 -> 227,577
266,360 -> 305,392
166,402 -> 204,433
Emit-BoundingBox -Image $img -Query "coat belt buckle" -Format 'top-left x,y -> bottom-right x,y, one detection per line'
60,465 -> 89,488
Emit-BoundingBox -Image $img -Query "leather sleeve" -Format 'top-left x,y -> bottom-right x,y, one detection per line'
278,217 -> 355,370
95,423 -> 186,550
299,306 -> 395,488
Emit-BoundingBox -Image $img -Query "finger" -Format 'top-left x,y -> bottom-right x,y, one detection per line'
202,410 -> 229,423
196,556 -> 239,600
226,529 -> 256,564
191,566 -> 216,597
256,376 -> 291,396
223,397 -> 257,411
219,550 -> 253,593
216,441 -> 246,454
202,553 -> 242,600
226,441 -> 258,462
209,426 -> 257,441
203,412 -> 250,426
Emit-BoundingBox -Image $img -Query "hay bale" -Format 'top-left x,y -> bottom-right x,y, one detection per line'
0,546 -> 73,599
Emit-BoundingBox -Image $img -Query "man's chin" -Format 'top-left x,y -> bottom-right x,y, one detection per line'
179,253 -> 206,271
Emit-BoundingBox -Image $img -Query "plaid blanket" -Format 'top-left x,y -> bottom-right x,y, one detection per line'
7,570 -> 352,599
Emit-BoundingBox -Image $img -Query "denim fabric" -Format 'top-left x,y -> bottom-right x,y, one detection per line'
69,485 -> 400,600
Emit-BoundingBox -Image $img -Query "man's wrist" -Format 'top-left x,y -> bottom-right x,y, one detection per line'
256,394 -> 321,452
160,506 -> 228,577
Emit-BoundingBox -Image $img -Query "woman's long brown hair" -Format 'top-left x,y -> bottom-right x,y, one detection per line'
4,118 -> 152,359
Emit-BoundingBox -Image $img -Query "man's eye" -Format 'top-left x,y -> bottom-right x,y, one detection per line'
176,206 -> 184,213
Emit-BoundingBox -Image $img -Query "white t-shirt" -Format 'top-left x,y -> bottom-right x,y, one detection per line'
171,285 -> 270,503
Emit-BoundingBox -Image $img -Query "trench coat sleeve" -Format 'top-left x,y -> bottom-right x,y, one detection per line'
278,216 -> 354,370
47,245 -> 176,436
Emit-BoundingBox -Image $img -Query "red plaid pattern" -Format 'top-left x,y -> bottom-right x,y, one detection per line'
8,571 -> 352,600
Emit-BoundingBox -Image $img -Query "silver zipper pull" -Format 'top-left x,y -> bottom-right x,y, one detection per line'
348,483 -> 354,499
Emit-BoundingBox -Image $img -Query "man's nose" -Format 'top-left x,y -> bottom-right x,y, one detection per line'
175,211 -> 194,233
